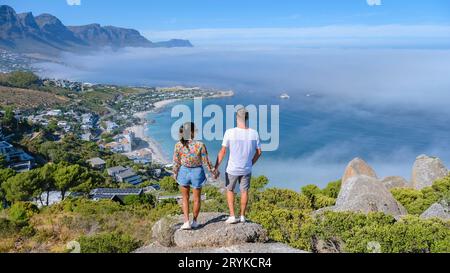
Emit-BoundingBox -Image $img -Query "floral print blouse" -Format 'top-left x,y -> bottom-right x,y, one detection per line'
173,140 -> 214,176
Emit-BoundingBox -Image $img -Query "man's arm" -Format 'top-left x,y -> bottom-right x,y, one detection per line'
215,146 -> 227,170
252,148 -> 262,166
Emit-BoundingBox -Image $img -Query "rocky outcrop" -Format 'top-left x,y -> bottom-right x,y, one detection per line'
412,155 -> 448,190
141,212 -> 305,253
311,237 -> 344,253
334,175 -> 407,217
135,242 -> 306,253
420,201 -> 450,220
174,214 -> 268,248
382,176 -> 410,190
342,158 -> 377,185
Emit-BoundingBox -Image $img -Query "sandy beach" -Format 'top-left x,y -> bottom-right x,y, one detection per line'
127,98 -> 183,165
127,92 -> 234,166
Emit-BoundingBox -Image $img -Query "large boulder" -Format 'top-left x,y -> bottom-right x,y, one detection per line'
342,158 -> 377,185
412,155 -> 448,190
135,243 -> 307,253
334,175 -> 407,217
174,214 -> 268,248
148,212 -> 302,253
382,176 -> 410,190
420,201 -> 450,221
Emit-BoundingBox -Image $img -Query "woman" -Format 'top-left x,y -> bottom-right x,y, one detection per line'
172,122 -> 217,230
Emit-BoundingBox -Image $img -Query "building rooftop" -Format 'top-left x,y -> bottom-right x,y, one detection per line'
87,157 -> 106,166
106,166 -> 127,174
0,141 -> 13,149
90,188 -> 143,196
116,169 -> 139,180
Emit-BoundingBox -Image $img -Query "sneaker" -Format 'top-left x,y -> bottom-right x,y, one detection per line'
191,220 -> 199,229
180,221 -> 191,230
225,216 -> 240,224
240,216 -> 246,223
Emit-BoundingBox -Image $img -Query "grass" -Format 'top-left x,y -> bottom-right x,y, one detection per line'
0,86 -> 68,110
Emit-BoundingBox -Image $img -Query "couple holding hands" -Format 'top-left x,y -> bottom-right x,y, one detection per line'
172,107 -> 263,230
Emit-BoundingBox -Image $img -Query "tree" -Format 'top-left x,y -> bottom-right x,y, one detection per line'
1,107 -> 17,132
0,168 -> 16,206
54,164 -> 88,199
123,194 -> 156,207
160,176 -> 179,192
0,155 -> 7,168
251,176 -> 269,191
6,71 -> 39,88
37,164 -> 56,206
47,120 -> 58,133
2,170 -> 42,203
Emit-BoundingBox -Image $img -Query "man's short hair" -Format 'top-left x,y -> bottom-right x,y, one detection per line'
236,107 -> 249,123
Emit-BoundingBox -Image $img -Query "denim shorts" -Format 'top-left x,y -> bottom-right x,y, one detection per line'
177,166 -> 207,189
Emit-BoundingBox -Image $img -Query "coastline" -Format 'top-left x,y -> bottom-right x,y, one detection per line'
126,90 -> 235,166
127,99 -> 182,165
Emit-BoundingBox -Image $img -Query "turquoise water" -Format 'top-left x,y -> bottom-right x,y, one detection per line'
146,91 -> 450,189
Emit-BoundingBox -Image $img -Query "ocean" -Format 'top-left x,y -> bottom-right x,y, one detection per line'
36,47 -> 450,189
145,90 -> 450,189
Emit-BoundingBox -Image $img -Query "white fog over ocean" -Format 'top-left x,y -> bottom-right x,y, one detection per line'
34,28 -> 450,188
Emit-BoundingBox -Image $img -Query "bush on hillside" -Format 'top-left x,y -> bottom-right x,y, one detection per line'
78,232 -> 142,253
160,176 -> 178,192
0,71 -> 40,88
123,194 -> 156,207
391,176 -> 450,215
301,180 -> 341,210
8,202 -> 39,226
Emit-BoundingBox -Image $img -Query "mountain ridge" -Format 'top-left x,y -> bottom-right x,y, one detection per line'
0,5 -> 192,56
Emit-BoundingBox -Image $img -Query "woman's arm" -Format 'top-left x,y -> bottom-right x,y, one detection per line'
172,144 -> 181,179
201,144 -> 215,174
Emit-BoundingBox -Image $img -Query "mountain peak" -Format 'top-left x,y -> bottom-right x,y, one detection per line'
0,5 -> 193,55
17,12 -> 40,32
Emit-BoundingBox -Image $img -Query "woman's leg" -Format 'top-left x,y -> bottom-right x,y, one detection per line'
181,186 -> 190,223
192,188 -> 202,221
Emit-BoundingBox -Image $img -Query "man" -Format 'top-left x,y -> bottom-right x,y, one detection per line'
215,107 -> 263,224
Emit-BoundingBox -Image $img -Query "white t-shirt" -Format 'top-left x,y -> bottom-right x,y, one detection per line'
222,127 -> 261,176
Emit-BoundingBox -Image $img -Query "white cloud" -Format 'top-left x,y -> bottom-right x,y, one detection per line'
66,0 -> 81,6
367,0 -> 382,6
144,25 -> 450,48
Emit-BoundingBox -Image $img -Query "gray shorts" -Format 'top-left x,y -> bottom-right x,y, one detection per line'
225,173 -> 252,192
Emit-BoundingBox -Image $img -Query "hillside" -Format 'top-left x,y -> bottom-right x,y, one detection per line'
0,5 -> 192,56
0,86 -> 68,109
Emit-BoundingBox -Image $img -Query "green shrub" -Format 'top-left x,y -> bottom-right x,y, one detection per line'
1,71 -> 40,88
160,176 -> 178,193
149,201 -> 181,222
58,198 -> 123,216
251,176 -> 269,191
391,176 -> 450,215
8,202 -> 39,226
78,232 -> 142,253
0,217 -> 18,236
301,180 -> 341,210
249,206 -> 312,250
344,216 -> 450,253
321,180 -> 342,199
123,194 -> 156,207
254,188 -> 311,210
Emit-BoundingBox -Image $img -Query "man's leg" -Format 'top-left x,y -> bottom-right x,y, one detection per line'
227,190 -> 236,217
240,190 -> 248,217
239,174 -> 252,218
225,173 -> 238,219
192,188 -> 202,222
181,186 -> 190,223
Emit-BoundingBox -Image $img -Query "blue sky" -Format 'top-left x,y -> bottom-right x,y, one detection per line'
3,0 -> 450,30
3,0 -> 450,47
